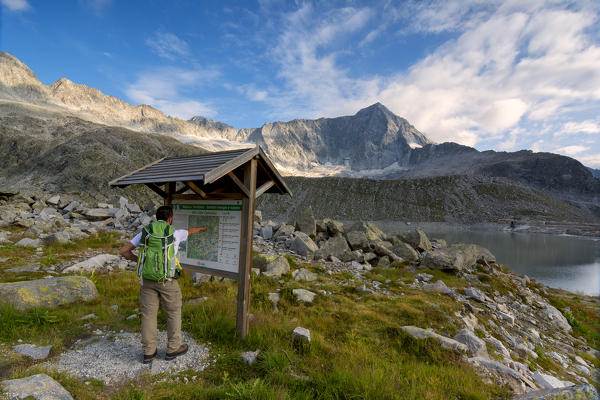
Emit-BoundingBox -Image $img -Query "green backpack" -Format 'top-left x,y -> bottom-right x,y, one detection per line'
137,221 -> 181,282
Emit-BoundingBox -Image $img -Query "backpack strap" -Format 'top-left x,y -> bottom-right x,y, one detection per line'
163,224 -> 170,281
137,224 -> 152,283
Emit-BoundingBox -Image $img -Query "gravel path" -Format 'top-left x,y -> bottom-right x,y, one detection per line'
50,330 -> 211,384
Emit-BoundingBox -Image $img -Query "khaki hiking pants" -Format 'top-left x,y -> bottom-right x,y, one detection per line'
140,278 -> 182,355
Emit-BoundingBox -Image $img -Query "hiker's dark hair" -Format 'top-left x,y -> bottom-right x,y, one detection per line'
156,206 -> 173,221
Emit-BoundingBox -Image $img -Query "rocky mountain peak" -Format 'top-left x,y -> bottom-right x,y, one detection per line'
355,102 -> 393,117
0,52 -> 40,87
0,52 -> 51,103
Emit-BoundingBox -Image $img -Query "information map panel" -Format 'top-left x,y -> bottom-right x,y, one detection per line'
172,200 -> 242,273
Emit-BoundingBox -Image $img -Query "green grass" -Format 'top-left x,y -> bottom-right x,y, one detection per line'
0,238 -> 526,399
547,293 -> 600,349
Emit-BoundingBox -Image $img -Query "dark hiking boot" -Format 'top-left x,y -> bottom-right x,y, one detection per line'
165,344 -> 188,361
143,349 -> 157,364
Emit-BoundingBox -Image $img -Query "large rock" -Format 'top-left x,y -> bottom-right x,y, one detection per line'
514,384 -> 598,400
453,329 -> 488,358
422,280 -> 452,295
295,206 -> 316,238
1,373 -> 74,400
533,371 -> 571,389
314,234 -> 351,261
273,224 -> 295,240
392,241 -> 420,261
422,244 -> 495,271
464,287 -> 488,302
293,268 -> 318,282
0,276 -> 98,310
43,231 -> 71,245
292,288 -> 316,303
291,232 -> 319,259
262,255 -> 290,278
345,230 -> 369,251
324,218 -> 344,236
485,336 -> 511,359
400,326 -> 468,352
84,208 -> 117,221
62,254 -> 120,273
14,238 -> 41,247
371,242 -> 403,263
347,221 -> 385,241
13,344 -> 53,360
403,228 -> 432,252
545,304 -> 572,333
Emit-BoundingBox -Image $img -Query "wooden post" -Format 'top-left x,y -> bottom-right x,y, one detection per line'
236,158 -> 257,338
165,182 -> 175,206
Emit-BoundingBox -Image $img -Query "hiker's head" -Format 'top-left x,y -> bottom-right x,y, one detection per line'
156,205 -> 173,223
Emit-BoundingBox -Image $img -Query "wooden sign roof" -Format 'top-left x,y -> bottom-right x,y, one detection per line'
109,146 -> 291,198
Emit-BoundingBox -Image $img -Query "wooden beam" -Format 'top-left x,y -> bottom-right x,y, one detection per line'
236,158 -> 257,338
146,183 -> 167,198
227,172 -> 250,198
176,184 -> 190,194
172,193 -> 244,201
255,180 -> 275,198
185,181 -> 208,199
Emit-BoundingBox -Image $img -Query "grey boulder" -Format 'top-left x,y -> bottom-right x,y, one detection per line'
1,373 -> 74,400
13,344 -> 53,360
293,268 -> 318,282
262,255 -> 290,278
0,276 -> 98,310
314,234 -> 351,261
295,206 -> 316,238
422,244 -> 495,271
453,329 -> 488,358
291,232 -> 319,259
403,229 -> 432,252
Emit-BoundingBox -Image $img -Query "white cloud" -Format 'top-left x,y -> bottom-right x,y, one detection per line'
125,67 -> 219,119
1,0 -> 31,12
259,0 -> 600,151
78,0 -> 112,15
576,154 -> 600,168
559,120 -> 600,135
146,32 -> 190,60
556,145 -> 588,155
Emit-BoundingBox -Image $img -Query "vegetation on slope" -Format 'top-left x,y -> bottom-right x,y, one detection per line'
1,226 -> 598,399
257,176 -> 596,224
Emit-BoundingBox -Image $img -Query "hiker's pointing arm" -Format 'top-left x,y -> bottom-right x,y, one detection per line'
188,226 -> 207,235
119,242 -> 138,262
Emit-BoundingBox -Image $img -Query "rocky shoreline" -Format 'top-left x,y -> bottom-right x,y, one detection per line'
0,190 -> 598,399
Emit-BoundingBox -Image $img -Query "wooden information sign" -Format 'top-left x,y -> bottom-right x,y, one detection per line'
109,147 -> 291,337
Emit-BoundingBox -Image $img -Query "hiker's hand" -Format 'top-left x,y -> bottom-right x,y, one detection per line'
119,242 -> 138,262
188,226 -> 207,235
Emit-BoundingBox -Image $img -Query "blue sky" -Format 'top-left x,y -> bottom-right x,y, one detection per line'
2,0 -> 600,167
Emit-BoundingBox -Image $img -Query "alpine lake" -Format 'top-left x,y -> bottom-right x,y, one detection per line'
373,221 -> 600,296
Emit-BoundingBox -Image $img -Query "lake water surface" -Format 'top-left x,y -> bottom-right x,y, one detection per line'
373,222 -> 600,296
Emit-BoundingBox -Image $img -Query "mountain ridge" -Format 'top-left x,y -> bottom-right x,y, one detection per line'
1,51 -> 598,216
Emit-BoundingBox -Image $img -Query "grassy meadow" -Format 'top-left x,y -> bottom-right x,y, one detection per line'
0,228 -> 597,399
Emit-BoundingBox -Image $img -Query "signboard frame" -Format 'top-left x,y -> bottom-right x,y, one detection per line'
172,199 -> 243,280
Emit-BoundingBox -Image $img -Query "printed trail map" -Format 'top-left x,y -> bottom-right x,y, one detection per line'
186,215 -> 219,261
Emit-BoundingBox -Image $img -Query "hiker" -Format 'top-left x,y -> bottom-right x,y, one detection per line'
119,205 -> 207,364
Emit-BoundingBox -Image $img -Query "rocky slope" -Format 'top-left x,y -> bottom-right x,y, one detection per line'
256,176 -> 597,226
0,101 -> 205,204
0,52 -> 245,152
0,192 -> 597,399
1,51 -> 598,221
